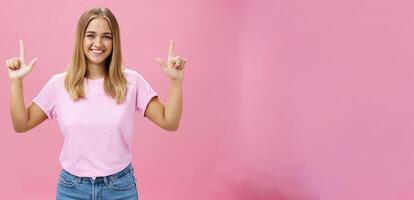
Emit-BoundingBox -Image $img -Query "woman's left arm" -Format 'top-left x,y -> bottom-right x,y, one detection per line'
144,39 -> 186,132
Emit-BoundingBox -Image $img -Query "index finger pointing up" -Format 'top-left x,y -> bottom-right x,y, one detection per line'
168,39 -> 175,58
19,40 -> 25,62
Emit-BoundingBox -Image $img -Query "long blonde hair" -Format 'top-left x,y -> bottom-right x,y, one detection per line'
64,7 -> 127,104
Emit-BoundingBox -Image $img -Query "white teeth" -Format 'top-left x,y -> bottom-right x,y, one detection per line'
91,49 -> 104,54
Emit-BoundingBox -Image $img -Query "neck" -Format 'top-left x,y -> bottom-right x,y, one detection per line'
86,63 -> 106,79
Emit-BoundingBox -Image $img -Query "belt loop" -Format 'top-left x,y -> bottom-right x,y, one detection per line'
130,163 -> 134,174
130,163 -> 137,182
76,177 -> 81,184
103,176 -> 109,186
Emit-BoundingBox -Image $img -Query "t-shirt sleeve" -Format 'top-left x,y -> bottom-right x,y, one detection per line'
32,76 -> 57,120
134,72 -> 158,116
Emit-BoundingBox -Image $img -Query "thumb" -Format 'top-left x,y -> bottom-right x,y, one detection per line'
28,58 -> 38,68
156,58 -> 166,69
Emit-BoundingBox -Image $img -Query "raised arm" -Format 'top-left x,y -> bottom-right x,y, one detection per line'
7,40 -> 47,133
145,39 -> 186,132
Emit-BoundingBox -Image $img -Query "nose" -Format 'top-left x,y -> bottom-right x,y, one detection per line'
93,37 -> 104,47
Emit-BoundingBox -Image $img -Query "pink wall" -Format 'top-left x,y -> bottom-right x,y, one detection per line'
1,0 -> 414,199
237,0 -> 414,200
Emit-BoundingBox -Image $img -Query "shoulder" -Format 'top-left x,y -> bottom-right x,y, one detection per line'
43,72 -> 67,87
123,67 -> 149,84
51,72 -> 67,81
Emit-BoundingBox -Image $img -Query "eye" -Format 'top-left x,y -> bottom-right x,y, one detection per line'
86,35 -> 95,38
104,36 -> 112,39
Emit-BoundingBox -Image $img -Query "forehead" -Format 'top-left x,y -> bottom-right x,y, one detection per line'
86,17 -> 112,33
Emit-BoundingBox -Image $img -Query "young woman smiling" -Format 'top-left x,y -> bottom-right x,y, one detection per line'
6,7 -> 186,199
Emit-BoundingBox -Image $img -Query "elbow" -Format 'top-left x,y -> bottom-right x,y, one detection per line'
13,124 -> 28,134
14,127 -> 27,133
169,126 -> 179,132
164,123 -> 179,132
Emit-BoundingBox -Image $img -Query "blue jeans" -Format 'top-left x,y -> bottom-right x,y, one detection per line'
56,163 -> 138,200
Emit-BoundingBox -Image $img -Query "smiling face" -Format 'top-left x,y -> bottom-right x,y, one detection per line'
83,17 -> 113,67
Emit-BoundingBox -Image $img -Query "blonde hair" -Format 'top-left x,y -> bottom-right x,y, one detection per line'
64,7 -> 127,104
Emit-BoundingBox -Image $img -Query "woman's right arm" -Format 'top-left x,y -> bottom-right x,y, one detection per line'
10,79 -> 47,133
7,40 -> 46,133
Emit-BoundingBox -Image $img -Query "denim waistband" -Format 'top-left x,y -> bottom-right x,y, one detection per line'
60,163 -> 134,184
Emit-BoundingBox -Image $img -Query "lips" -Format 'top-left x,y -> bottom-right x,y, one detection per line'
90,49 -> 105,56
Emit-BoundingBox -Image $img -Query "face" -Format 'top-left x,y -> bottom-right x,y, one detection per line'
83,17 -> 113,67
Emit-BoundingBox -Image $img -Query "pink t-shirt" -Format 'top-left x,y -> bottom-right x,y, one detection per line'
32,68 -> 157,177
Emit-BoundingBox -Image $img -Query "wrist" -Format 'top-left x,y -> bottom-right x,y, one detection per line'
170,78 -> 183,85
10,78 -> 23,84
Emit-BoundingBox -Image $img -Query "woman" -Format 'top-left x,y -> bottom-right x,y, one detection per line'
6,7 -> 186,199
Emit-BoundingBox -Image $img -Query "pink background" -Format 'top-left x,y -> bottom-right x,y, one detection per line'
1,0 -> 414,199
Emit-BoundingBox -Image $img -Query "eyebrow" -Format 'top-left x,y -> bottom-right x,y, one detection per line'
85,31 -> 112,35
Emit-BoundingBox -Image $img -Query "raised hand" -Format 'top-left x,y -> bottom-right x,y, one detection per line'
156,39 -> 186,80
6,40 -> 38,80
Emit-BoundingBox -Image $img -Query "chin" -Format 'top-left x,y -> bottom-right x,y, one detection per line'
87,56 -> 110,65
